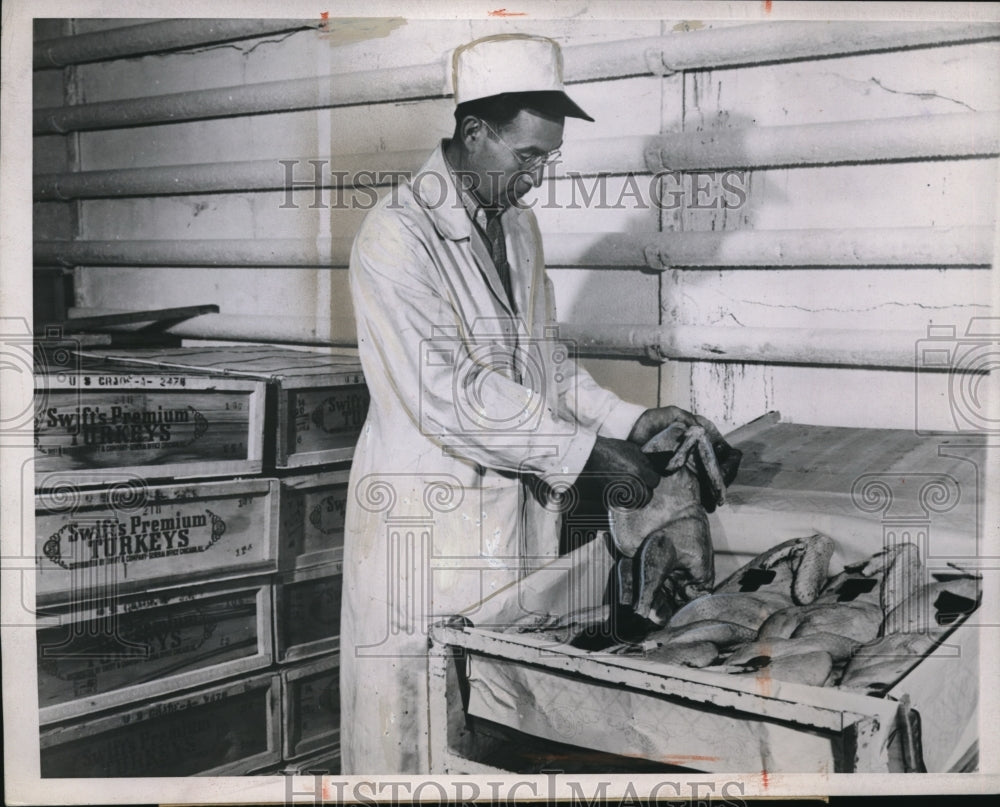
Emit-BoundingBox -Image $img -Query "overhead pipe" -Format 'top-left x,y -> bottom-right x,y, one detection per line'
545,226 -> 994,268
35,238 -> 356,267
34,22 -> 999,134
33,61 -> 448,135
561,21 -> 1000,81
33,148 -> 429,200
558,324 -> 926,369
35,227 -> 994,270
647,113 -> 1000,171
34,19 -> 318,69
67,308 -> 926,369
34,111 -> 998,201
32,136 -> 650,200
42,20 -> 977,81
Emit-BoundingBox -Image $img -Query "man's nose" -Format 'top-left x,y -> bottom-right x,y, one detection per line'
518,165 -> 544,188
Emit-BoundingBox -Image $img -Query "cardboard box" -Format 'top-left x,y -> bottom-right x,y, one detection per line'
280,744 -> 342,775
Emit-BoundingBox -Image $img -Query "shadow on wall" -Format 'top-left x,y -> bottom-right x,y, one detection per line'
554,116 -> 791,555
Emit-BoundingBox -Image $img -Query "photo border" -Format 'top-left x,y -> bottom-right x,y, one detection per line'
3,0 -> 999,802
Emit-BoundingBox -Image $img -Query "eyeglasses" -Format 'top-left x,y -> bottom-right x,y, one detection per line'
480,119 -> 561,172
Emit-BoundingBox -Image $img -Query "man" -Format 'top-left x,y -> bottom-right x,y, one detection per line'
341,34 -> 714,774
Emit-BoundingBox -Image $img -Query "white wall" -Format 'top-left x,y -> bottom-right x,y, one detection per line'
35,17 -> 999,433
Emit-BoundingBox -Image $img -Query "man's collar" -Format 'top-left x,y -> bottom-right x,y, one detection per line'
413,141 -> 521,241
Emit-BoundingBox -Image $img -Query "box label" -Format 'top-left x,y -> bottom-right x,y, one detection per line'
36,483 -> 275,601
290,385 -> 369,454
36,388 -> 253,472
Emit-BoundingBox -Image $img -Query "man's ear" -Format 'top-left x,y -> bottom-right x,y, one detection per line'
459,115 -> 485,152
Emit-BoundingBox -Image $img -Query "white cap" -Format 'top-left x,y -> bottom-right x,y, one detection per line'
452,34 -> 594,121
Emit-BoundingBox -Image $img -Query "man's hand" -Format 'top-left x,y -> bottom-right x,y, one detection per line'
628,405 -> 723,447
580,436 -> 661,510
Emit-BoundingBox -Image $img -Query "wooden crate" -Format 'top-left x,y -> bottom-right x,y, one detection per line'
40,672 -> 281,777
277,468 -> 350,571
280,743 -> 342,775
430,539 -> 979,775
273,564 -> 341,664
428,415 -> 985,775
249,743 -> 342,775
280,656 -> 340,760
37,576 -> 273,725
35,370 -> 265,484
78,346 -> 369,469
36,478 -> 279,605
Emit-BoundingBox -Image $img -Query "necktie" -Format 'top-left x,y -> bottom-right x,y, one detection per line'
484,211 -> 515,313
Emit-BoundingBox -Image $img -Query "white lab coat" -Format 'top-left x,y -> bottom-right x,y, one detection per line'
340,143 -> 645,773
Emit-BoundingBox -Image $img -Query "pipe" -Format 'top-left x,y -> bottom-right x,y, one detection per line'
546,227 -> 994,268
33,149 -> 429,200
558,324 -> 926,369
35,239 -> 356,267
36,227 -> 994,269
68,308 -> 927,368
562,21 -> 1000,81
32,136 -> 650,200
33,19 -> 318,69
647,113 -> 1000,171
33,61 -> 448,135
34,22 -> 999,134
34,110 -> 998,200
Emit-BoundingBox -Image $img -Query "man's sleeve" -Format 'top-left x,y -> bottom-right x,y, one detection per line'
350,208 -> 598,479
